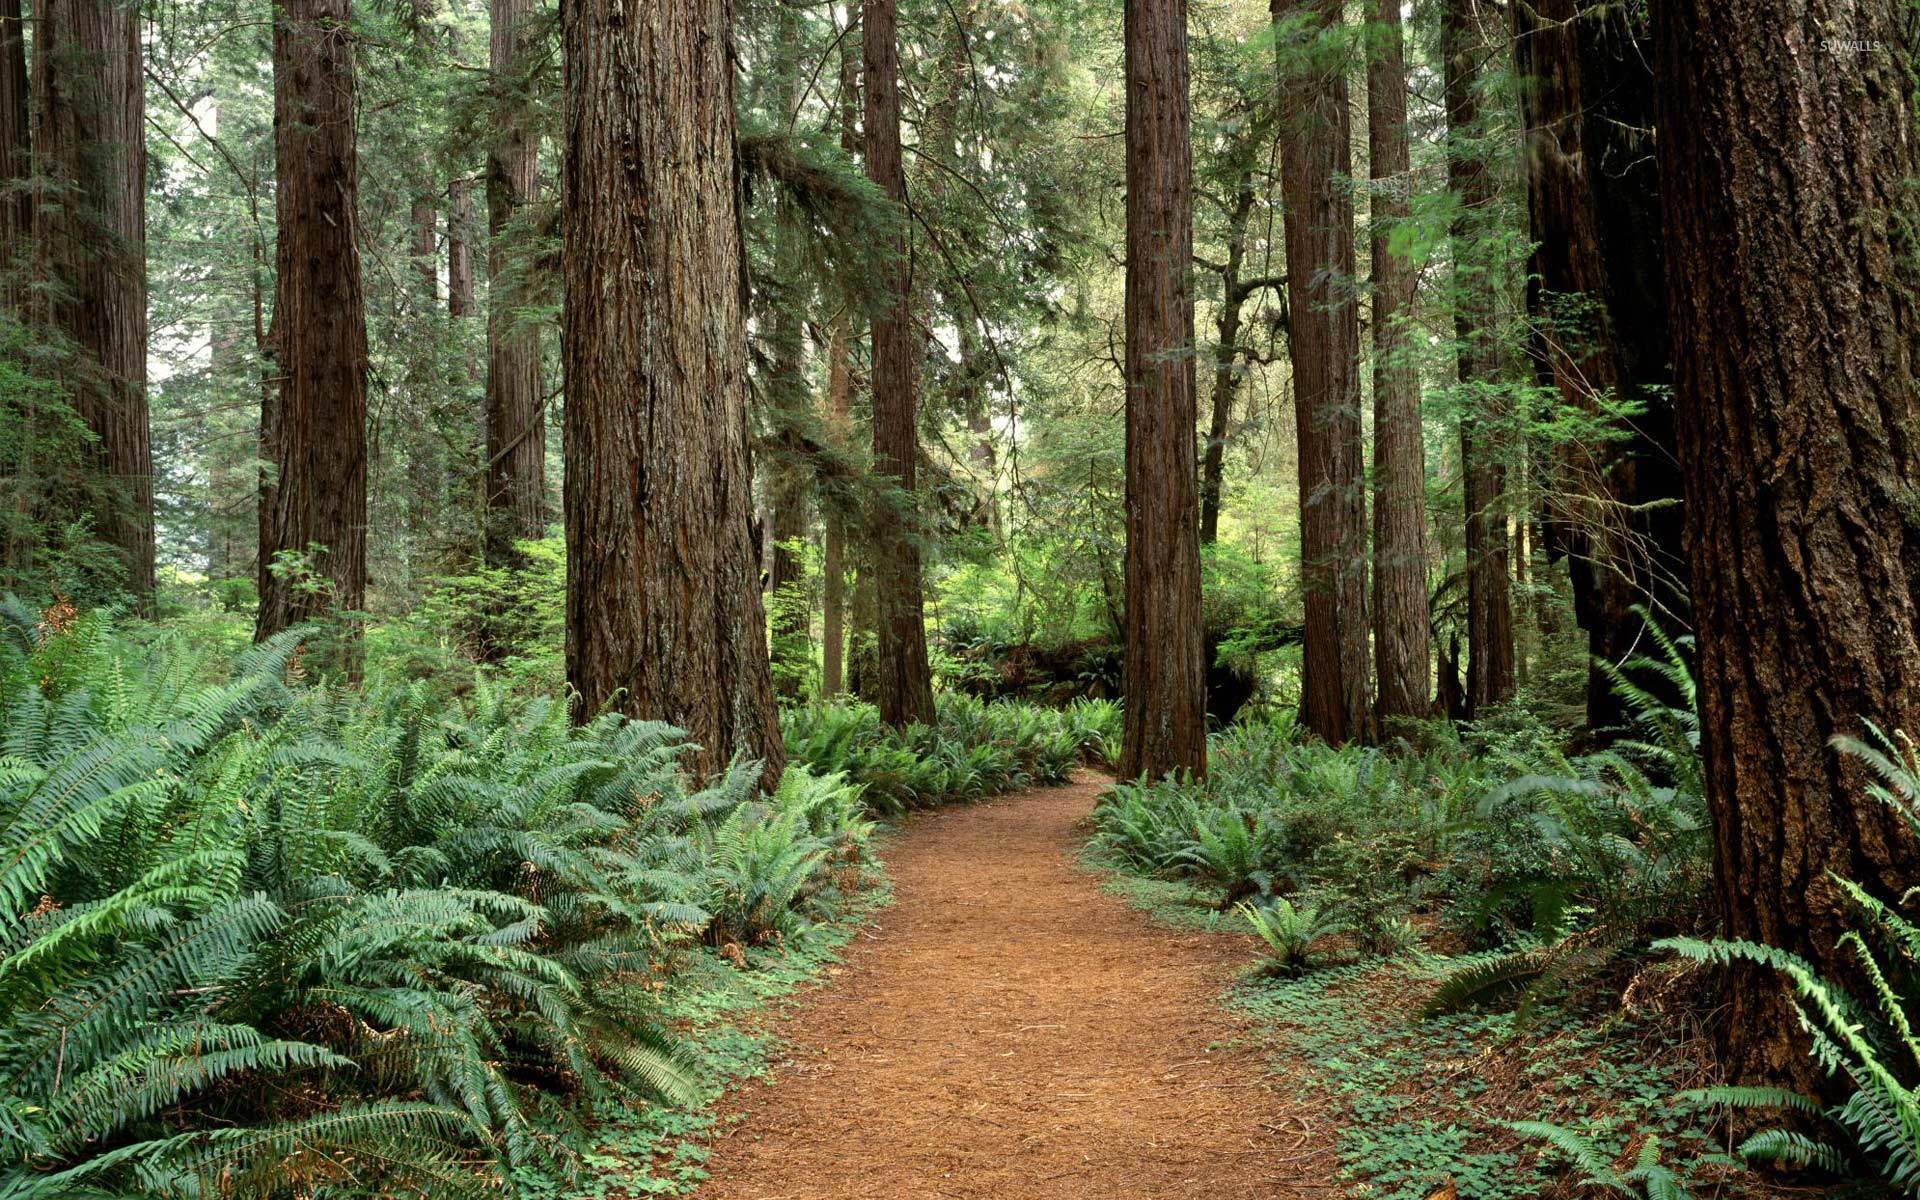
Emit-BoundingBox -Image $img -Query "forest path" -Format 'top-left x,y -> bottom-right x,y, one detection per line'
688,771 -> 1334,1199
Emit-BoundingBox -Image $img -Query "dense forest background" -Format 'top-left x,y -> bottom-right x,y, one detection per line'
4,0 -> 1920,1195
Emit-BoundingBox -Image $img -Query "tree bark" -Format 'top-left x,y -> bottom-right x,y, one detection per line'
821,313 -> 853,697
1367,0 -> 1430,727
1120,0 -> 1207,780
0,0 -> 26,291
448,176 -> 475,318
1652,0 -> 1920,1090
33,0 -> 153,602
1442,0 -> 1512,718
863,0 -> 936,729
1277,0 -> 1369,745
561,0 -> 785,782
1516,0 -> 1685,736
483,0 -> 545,566
257,0 -> 369,654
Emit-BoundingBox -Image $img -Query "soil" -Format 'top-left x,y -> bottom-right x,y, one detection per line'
691,772 -> 1335,1199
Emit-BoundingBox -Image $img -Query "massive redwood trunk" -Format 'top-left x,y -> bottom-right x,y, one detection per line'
34,0 -> 152,602
257,0 -> 369,650
561,0 -> 784,782
1277,0 -> 1368,745
863,0 -> 935,729
1516,0 -> 1685,736
1367,0 -> 1430,727
1653,0 -> 1920,1089
1442,0 -> 1512,718
483,0 -> 545,564
1120,0 -> 1207,781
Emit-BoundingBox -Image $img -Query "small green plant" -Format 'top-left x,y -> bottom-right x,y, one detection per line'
1237,896 -> 1351,976
1510,1121 -> 1696,1199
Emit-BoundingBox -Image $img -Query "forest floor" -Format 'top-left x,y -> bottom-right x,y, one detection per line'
683,772 -> 1337,1200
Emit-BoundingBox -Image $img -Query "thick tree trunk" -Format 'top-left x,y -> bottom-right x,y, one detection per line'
1653,0 -> 1920,1090
863,0 -> 936,729
1277,0 -> 1369,745
1442,0 -> 1512,718
34,0 -> 152,602
561,0 -> 785,782
483,0 -> 545,566
1367,0 -> 1430,727
1517,0 -> 1685,736
1120,0 -> 1207,780
257,0 -> 369,652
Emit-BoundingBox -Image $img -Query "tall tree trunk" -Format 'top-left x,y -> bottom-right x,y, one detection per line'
1120,0 -> 1207,780
1653,0 -> 1920,1090
483,0 -> 544,565
257,0 -> 369,653
1199,181 -> 1254,548
863,0 -> 936,728
1442,0 -> 1512,717
819,25 -> 859,699
1516,0 -> 1685,736
34,0 -> 152,602
448,176 -> 475,318
1367,0 -> 1430,727
821,312 -> 853,696
0,0 -> 25,289
1277,0 -> 1369,744
561,0 -> 785,782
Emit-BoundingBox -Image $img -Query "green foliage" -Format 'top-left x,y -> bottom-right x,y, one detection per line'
1508,1122 -> 1695,1200
782,693 -> 1094,813
1237,895 -> 1350,976
0,604 -> 874,1197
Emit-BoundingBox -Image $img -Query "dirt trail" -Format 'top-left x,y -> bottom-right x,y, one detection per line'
692,772 -> 1333,1199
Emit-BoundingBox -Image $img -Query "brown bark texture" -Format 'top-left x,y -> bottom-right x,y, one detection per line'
448,176 -> 475,318
484,0 -> 545,565
863,0 -> 936,729
821,313 -> 853,697
0,0 -> 26,287
1277,0 -> 1369,745
1120,0 -> 1208,780
1516,0 -> 1686,735
257,0 -> 369,650
1367,0 -> 1430,726
1652,0 -> 1920,1088
1442,0 -> 1513,717
561,0 -> 785,782
34,0 -> 153,600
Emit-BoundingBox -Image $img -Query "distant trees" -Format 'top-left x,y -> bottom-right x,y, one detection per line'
482,0 -> 545,566
1441,0 -> 1512,718
32,0 -> 152,602
1277,0 -> 1369,745
1653,0 -> 1920,1088
560,0 -> 784,780
1120,0 -> 1207,780
1366,0 -> 1429,727
256,0 -> 368,646
863,0 -> 936,729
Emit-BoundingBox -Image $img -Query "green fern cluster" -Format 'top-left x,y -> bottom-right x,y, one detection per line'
0,600 -> 871,1198
781,692 -> 1095,813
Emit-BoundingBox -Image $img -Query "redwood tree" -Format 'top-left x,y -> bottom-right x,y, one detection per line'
0,0 -> 25,289
257,0 -> 369,648
1653,0 -> 1920,1086
561,0 -> 784,781
1277,0 -> 1369,744
1441,0 -> 1512,717
1516,0 -> 1685,735
863,0 -> 935,729
34,0 -> 152,601
1367,0 -> 1429,726
1120,0 -> 1207,780
483,0 -> 545,565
